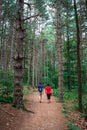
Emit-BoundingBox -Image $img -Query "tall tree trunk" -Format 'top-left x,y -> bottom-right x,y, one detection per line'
67,31 -> 71,91
66,2 -> 71,91
13,0 -> 25,109
0,0 -> 3,20
32,41 -> 35,87
0,1 -> 3,70
85,0 -> 87,17
32,18 -> 36,87
56,0 -> 63,101
27,38 -> 31,88
43,41 -> 46,80
74,0 -> 82,112
10,22 -> 15,70
34,42 -> 38,86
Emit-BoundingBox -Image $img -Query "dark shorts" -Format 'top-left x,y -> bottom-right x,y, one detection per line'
47,94 -> 51,99
38,91 -> 42,95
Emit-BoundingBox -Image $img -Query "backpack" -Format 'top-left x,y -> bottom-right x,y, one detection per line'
38,86 -> 43,92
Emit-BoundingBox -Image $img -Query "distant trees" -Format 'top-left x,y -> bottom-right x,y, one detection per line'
0,0 -> 16,70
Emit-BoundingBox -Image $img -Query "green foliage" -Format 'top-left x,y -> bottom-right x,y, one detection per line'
23,86 -> 30,95
62,103 -> 69,117
0,70 -> 14,103
42,76 -> 52,86
68,121 -> 81,130
64,91 -> 78,101
63,38 -> 78,91
52,88 -> 58,97
3,0 -> 16,20
82,97 -> 87,119
63,91 -> 78,111
62,109 -> 68,117
35,0 -> 48,20
42,76 -> 55,88
0,79 -> 13,87
0,79 -> 13,98
0,96 -> 13,103
23,68 -> 28,85
2,0 -> 16,40
82,83 -> 87,94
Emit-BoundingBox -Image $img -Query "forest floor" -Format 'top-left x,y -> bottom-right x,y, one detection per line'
0,89 -> 68,130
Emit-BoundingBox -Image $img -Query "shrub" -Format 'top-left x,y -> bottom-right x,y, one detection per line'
68,121 -> 80,130
82,97 -> 87,120
53,88 -> 58,97
0,70 -> 14,103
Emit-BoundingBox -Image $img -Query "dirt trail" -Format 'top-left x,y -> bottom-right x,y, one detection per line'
0,90 -> 68,130
21,90 -> 68,130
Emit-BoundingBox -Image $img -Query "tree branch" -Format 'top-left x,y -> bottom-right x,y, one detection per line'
24,2 -> 31,10
23,13 -> 43,21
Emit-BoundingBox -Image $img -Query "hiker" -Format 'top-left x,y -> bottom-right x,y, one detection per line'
37,82 -> 43,103
45,84 -> 52,103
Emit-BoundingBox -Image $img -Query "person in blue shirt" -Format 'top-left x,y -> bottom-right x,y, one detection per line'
37,82 -> 43,103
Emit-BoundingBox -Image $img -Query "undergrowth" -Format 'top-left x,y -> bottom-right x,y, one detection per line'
68,121 -> 81,130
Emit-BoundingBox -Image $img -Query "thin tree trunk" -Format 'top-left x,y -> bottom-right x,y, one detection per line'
66,1 -> 71,91
27,39 -> 31,88
67,32 -> 71,91
0,0 -> 3,20
74,0 -> 82,112
85,0 -> 87,17
56,0 -> 63,101
34,50 -> 37,86
32,41 -> 35,87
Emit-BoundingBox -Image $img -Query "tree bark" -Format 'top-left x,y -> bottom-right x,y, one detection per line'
56,0 -> 63,101
27,38 -> 31,88
66,1 -> 71,91
13,0 -> 25,109
74,0 -> 82,112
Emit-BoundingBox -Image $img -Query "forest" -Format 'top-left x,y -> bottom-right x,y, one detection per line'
0,0 -> 87,130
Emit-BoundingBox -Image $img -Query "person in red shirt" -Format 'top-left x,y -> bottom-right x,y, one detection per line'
45,84 -> 52,103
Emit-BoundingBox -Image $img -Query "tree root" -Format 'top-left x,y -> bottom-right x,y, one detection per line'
22,106 -> 35,114
12,104 -> 35,114
0,107 -> 15,117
